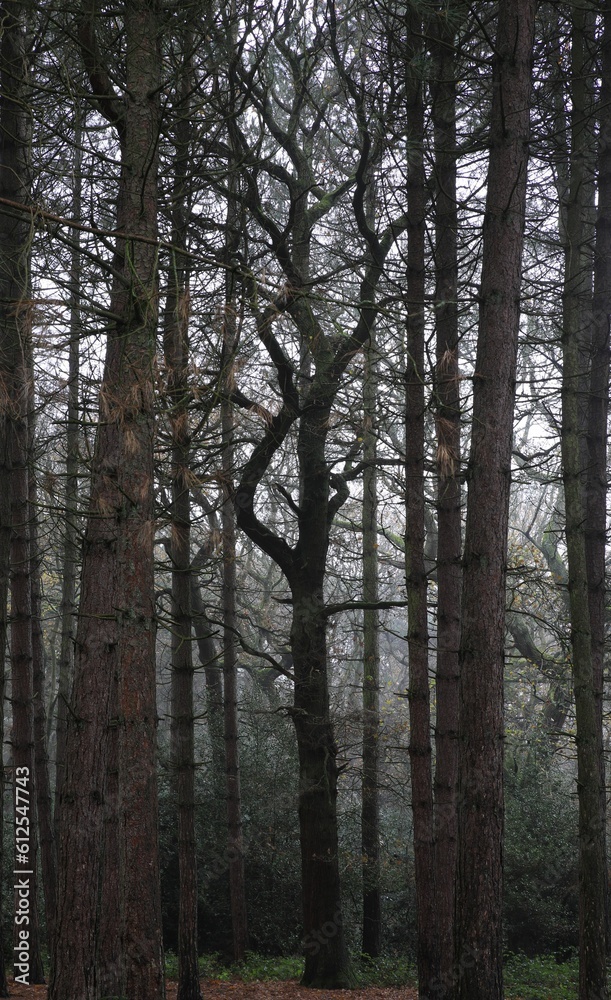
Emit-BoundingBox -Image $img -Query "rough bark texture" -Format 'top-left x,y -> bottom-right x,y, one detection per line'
455,5 -> 535,999
166,265 -> 200,1000
236,353 -> 354,988
54,114 -> 82,849
222,188 -> 249,964
0,1 -> 44,984
29,450 -> 57,951
164,42 -> 201,1000
191,559 -> 225,808
49,3 -> 165,998
586,0 -> 611,958
361,328 -> 381,960
405,13 -> 437,996
231,34 -> 406,977
431,9 -> 461,998
562,7 -> 609,998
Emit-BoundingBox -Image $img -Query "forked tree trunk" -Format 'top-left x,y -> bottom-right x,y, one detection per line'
455,5 -> 535,999
236,379 -> 354,988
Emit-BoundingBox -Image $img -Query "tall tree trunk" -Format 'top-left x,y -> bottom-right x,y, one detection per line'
191,559 -> 225,806
236,377 -> 354,988
50,3 -> 165,997
291,586 -> 351,989
586,0 -> 611,956
164,37 -> 201,1000
431,9 -> 461,998
222,184 -> 248,964
28,429 -> 57,951
455,5 -> 535,999
562,7 -> 608,998
405,11 -> 437,996
361,320 -> 381,959
54,110 -> 82,848
0,1 -> 44,984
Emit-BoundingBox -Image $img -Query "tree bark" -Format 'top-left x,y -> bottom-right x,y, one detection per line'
164,35 -> 201,1000
50,3 -> 165,997
0,1 -> 44,984
222,180 -> 249,964
361,319 -> 381,960
586,0 -> 611,957
455,5 -> 535,999
29,435 -> 57,952
54,109 -> 82,849
405,11 -> 437,996
430,8 -> 461,998
236,357 -> 354,988
562,7 -> 609,997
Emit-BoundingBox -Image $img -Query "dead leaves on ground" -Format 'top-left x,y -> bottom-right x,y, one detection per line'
6,976 -> 419,999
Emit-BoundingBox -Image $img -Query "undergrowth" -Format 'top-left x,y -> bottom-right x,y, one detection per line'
165,949 -> 589,997
504,953 -> 579,1000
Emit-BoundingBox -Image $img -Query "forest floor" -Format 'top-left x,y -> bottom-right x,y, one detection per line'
4,976 -> 419,999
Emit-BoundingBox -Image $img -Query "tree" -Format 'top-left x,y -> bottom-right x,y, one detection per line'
404,7 -> 437,996
455,4 -> 536,998
561,5 -> 608,996
221,166 -> 249,964
361,265 -> 382,961
164,34 -> 202,997
586,0 -> 611,957
0,0 -> 44,984
50,2 -> 165,996
430,5 -> 462,997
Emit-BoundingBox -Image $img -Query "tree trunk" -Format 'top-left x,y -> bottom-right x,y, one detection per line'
29,440 -> 57,951
405,11 -> 437,996
455,5 -> 535,999
54,110 -> 82,849
50,3 -> 165,997
191,562 -> 225,807
236,373 -> 354,987
222,185 -> 249,963
292,590 -> 351,988
164,38 -> 201,1000
562,7 -> 608,998
361,321 -> 381,960
586,0 -> 611,957
0,1 -> 44,984
430,9 -> 461,998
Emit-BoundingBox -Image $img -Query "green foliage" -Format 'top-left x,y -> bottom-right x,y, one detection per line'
504,953 -> 579,1000
228,953 -> 304,981
354,954 -> 417,987
166,951 -> 418,986
504,751 -> 578,957
165,951 -> 599,1000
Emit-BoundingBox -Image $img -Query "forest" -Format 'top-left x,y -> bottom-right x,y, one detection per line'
0,0 -> 610,999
